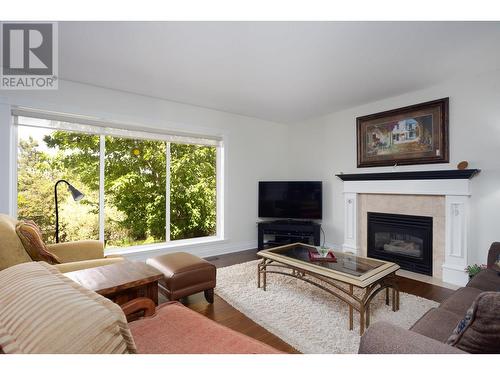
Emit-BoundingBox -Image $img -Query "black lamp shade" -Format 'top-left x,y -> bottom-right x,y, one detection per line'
68,184 -> 84,201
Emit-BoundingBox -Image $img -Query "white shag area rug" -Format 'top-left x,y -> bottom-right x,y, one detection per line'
215,260 -> 438,354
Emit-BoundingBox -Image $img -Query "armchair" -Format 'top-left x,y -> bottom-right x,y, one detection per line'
0,214 -> 123,272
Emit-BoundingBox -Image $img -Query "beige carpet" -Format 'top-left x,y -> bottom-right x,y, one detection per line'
215,260 -> 439,354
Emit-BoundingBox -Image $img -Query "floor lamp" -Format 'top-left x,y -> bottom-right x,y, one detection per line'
54,179 -> 85,243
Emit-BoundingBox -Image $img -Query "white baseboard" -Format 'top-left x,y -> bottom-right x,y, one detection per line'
442,264 -> 469,287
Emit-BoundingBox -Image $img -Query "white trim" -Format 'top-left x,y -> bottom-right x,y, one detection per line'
165,142 -> 171,242
216,142 -> 225,239
98,135 -> 105,242
9,118 -> 18,217
442,263 -> 468,271
104,237 -> 255,262
11,109 -> 225,247
443,195 -> 470,286
12,108 -> 222,146
442,264 -> 469,286
342,192 -> 358,254
104,235 -> 223,256
340,177 -> 472,286
342,179 -> 471,196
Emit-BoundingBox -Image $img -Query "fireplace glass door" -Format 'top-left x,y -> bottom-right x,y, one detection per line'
367,212 -> 433,275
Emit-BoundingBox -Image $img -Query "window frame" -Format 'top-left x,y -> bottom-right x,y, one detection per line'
11,108 -> 225,254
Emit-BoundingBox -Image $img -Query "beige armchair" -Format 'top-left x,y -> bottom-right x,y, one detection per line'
0,214 -> 123,273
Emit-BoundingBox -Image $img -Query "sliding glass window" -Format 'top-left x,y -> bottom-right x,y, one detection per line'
14,113 -> 222,249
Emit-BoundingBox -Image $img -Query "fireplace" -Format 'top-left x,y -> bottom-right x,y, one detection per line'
367,212 -> 433,276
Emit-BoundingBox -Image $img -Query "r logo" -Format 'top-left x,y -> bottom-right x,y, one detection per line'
2,23 -> 53,75
1,22 -> 58,89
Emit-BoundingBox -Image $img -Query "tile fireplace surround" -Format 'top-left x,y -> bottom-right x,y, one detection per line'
337,170 -> 480,287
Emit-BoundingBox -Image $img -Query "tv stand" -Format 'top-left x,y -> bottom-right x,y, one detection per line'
272,219 -> 314,225
257,221 -> 321,250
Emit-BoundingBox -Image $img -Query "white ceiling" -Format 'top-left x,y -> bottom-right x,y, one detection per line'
59,21 -> 500,123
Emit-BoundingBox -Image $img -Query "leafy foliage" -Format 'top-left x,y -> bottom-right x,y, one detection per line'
465,264 -> 487,278
17,135 -> 100,243
17,137 -> 58,242
17,128 -> 217,247
170,144 -> 216,240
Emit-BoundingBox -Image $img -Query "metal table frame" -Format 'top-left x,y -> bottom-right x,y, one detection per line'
257,258 -> 400,335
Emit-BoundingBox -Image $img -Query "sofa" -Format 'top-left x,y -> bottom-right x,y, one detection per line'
0,261 -> 281,354
0,214 -> 123,273
359,242 -> 500,354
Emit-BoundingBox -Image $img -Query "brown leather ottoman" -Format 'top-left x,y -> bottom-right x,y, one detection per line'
146,252 -> 216,303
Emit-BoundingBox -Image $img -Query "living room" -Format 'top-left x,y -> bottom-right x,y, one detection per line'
1,1 -> 499,373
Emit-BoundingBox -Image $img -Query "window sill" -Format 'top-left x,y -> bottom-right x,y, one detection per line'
104,236 -> 226,257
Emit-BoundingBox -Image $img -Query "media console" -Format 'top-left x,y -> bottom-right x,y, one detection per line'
257,221 -> 321,250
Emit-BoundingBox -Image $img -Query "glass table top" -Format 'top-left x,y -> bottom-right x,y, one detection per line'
261,243 -> 386,277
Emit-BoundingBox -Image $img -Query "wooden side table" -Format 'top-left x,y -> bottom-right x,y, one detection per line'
65,261 -> 163,305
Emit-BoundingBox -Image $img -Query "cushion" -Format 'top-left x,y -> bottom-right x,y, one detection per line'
466,269 -> 500,292
0,262 -> 136,354
439,287 -> 483,315
15,221 -> 60,264
410,308 -> 463,342
487,242 -> 500,271
0,214 -> 32,271
446,291 -> 500,353
129,301 -> 280,354
146,252 -> 216,299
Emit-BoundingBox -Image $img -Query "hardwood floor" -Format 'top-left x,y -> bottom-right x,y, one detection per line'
176,249 -> 454,354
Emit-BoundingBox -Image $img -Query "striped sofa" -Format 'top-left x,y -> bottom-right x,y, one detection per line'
0,262 -> 280,354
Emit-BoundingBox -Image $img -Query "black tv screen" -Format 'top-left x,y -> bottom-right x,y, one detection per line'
258,181 -> 322,220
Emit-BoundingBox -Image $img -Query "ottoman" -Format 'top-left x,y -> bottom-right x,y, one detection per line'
146,252 -> 216,303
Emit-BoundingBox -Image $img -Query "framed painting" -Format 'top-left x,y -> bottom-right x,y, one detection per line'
356,98 -> 449,167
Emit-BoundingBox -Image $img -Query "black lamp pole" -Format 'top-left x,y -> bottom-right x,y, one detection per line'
54,179 -> 85,243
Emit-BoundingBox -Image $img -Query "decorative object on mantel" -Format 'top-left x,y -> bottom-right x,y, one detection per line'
457,161 -> 469,170
465,264 -> 487,280
356,98 -> 449,167
335,169 -> 480,181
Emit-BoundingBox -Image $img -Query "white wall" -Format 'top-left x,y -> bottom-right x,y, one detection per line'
2,70 -> 499,264
0,80 -> 290,258
288,69 -> 500,265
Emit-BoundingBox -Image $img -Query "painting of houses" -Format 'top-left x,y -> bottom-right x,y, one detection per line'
365,114 -> 433,157
357,98 -> 448,167
391,119 -> 420,144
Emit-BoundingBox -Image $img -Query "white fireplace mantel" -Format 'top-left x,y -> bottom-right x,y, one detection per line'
340,173 -> 477,286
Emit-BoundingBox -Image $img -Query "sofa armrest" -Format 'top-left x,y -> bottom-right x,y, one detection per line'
487,242 -> 500,269
47,240 -> 104,262
358,322 -> 466,354
55,257 -> 124,273
121,298 -> 156,319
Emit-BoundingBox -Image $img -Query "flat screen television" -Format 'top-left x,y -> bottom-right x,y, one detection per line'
258,181 -> 322,220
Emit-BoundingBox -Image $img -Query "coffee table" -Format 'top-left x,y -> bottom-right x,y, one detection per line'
257,243 -> 400,335
65,261 -> 163,306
